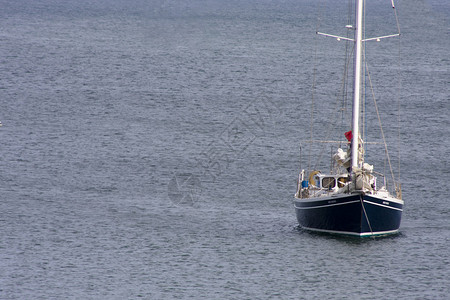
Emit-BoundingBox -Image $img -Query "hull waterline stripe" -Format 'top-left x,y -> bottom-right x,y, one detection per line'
300,226 -> 399,237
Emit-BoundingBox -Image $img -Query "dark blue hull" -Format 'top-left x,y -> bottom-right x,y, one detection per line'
294,194 -> 403,237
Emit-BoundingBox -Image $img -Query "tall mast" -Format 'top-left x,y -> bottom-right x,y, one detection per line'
351,0 -> 364,170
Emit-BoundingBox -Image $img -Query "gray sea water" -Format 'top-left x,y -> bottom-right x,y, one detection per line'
1,0 -> 449,299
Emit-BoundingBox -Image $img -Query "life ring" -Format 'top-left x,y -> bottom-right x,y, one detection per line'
308,171 -> 321,187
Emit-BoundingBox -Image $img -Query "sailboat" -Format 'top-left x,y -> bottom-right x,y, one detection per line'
294,0 -> 404,237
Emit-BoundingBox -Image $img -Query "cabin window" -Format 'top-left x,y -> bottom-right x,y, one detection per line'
337,177 -> 348,188
322,177 -> 335,189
